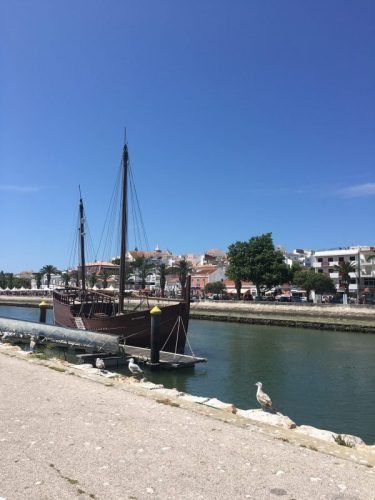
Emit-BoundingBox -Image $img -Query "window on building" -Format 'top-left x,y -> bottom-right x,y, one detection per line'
339,257 -> 344,262
350,256 -> 356,261
329,268 -> 334,273
318,269 -> 324,273
364,279 -> 375,287
318,258 -> 323,263
328,257 -> 333,262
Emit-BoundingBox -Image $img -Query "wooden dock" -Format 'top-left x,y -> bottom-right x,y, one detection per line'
76,347 -> 207,370
120,345 -> 207,369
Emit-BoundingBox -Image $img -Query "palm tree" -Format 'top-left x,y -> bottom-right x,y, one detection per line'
71,270 -> 79,287
5,272 -> 14,289
99,270 -> 110,289
335,261 -> 356,297
63,273 -> 71,287
171,258 -> 192,297
33,273 -> 42,289
88,273 -> 98,288
39,265 -> 58,288
156,263 -> 172,297
131,256 -> 154,290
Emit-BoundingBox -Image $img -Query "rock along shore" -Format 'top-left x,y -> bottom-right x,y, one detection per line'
0,344 -> 374,499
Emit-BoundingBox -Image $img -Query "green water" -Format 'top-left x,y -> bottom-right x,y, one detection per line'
1,306 -> 374,443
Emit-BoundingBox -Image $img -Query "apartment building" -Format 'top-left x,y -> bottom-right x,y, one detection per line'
311,246 -> 375,297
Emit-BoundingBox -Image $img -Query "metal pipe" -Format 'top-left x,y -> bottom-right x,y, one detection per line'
0,318 -> 119,353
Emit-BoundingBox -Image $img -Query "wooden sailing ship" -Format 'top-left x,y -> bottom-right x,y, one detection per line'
53,143 -> 190,353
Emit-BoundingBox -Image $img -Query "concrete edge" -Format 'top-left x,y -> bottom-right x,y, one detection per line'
1,344 -> 374,469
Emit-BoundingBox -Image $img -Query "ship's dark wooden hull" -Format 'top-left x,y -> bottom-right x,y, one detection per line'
53,292 -> 189,353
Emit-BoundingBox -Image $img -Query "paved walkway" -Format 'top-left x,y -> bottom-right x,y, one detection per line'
0,353 -> 374,499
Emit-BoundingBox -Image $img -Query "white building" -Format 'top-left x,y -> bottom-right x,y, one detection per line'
311,246 -> 375,297
284,248 -> 313,268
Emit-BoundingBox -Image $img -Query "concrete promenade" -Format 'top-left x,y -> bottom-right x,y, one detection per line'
1,351 -> 374,499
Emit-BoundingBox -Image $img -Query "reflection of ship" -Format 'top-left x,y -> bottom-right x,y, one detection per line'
53,143 -> 190,353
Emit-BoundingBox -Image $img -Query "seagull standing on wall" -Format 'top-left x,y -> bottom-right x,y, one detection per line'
255,382 -> 273,411
128,358 -> 143,376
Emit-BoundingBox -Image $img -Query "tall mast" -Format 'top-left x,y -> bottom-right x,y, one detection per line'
79,187 -> 86,291
118,143 -> 129,313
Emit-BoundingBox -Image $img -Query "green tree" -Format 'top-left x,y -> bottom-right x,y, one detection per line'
40,265 -> 58,288
0,271 -> 6,289
227,241 -> 248,299
334,261 -> 356,297
294,269 -> 336,300
244,233 -> 289,296
289,262 -> 302,283
205,281 -> 226,295
313,273 -> 336,295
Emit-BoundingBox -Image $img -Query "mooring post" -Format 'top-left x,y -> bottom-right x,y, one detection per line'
150,306 -> 162,370
39,300 -> 47,323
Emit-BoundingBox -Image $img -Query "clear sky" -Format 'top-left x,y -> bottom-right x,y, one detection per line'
1,0 -> 374,273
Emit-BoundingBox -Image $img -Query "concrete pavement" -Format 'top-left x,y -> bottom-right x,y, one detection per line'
0,351 -> 374,499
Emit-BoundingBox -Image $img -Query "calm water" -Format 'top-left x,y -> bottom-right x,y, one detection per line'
1,305 -> 374,443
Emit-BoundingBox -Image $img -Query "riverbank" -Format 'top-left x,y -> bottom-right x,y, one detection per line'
1,295 -> 375,333
0,345 -> 374,499
190,300 -> 375,333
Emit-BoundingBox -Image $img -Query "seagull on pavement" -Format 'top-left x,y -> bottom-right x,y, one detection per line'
128,358 -> 143,376
95,357 -> 106,372
29,336 -> 37,352
255,382 -> 274,411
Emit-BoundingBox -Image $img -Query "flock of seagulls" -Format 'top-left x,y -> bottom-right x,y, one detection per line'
2,332 -> 271,410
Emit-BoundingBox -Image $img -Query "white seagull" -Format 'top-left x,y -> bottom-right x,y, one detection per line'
128,358 -> 143,376
255,382 -> 273,411
29,336 -> 37,352
95,357 -> 106,371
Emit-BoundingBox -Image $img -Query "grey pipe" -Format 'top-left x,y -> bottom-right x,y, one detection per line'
0,317 -> 119,353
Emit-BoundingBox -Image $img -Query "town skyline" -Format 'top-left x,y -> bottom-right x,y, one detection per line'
4,241 -> 374,276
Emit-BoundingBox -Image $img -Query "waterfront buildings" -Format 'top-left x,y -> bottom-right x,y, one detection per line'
311,246 -> 375,298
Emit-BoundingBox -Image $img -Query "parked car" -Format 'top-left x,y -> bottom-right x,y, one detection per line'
331,295 -> 343,304
291,296 -> 302,303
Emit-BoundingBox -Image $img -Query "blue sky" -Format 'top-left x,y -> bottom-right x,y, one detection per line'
1,0 -> 374,273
